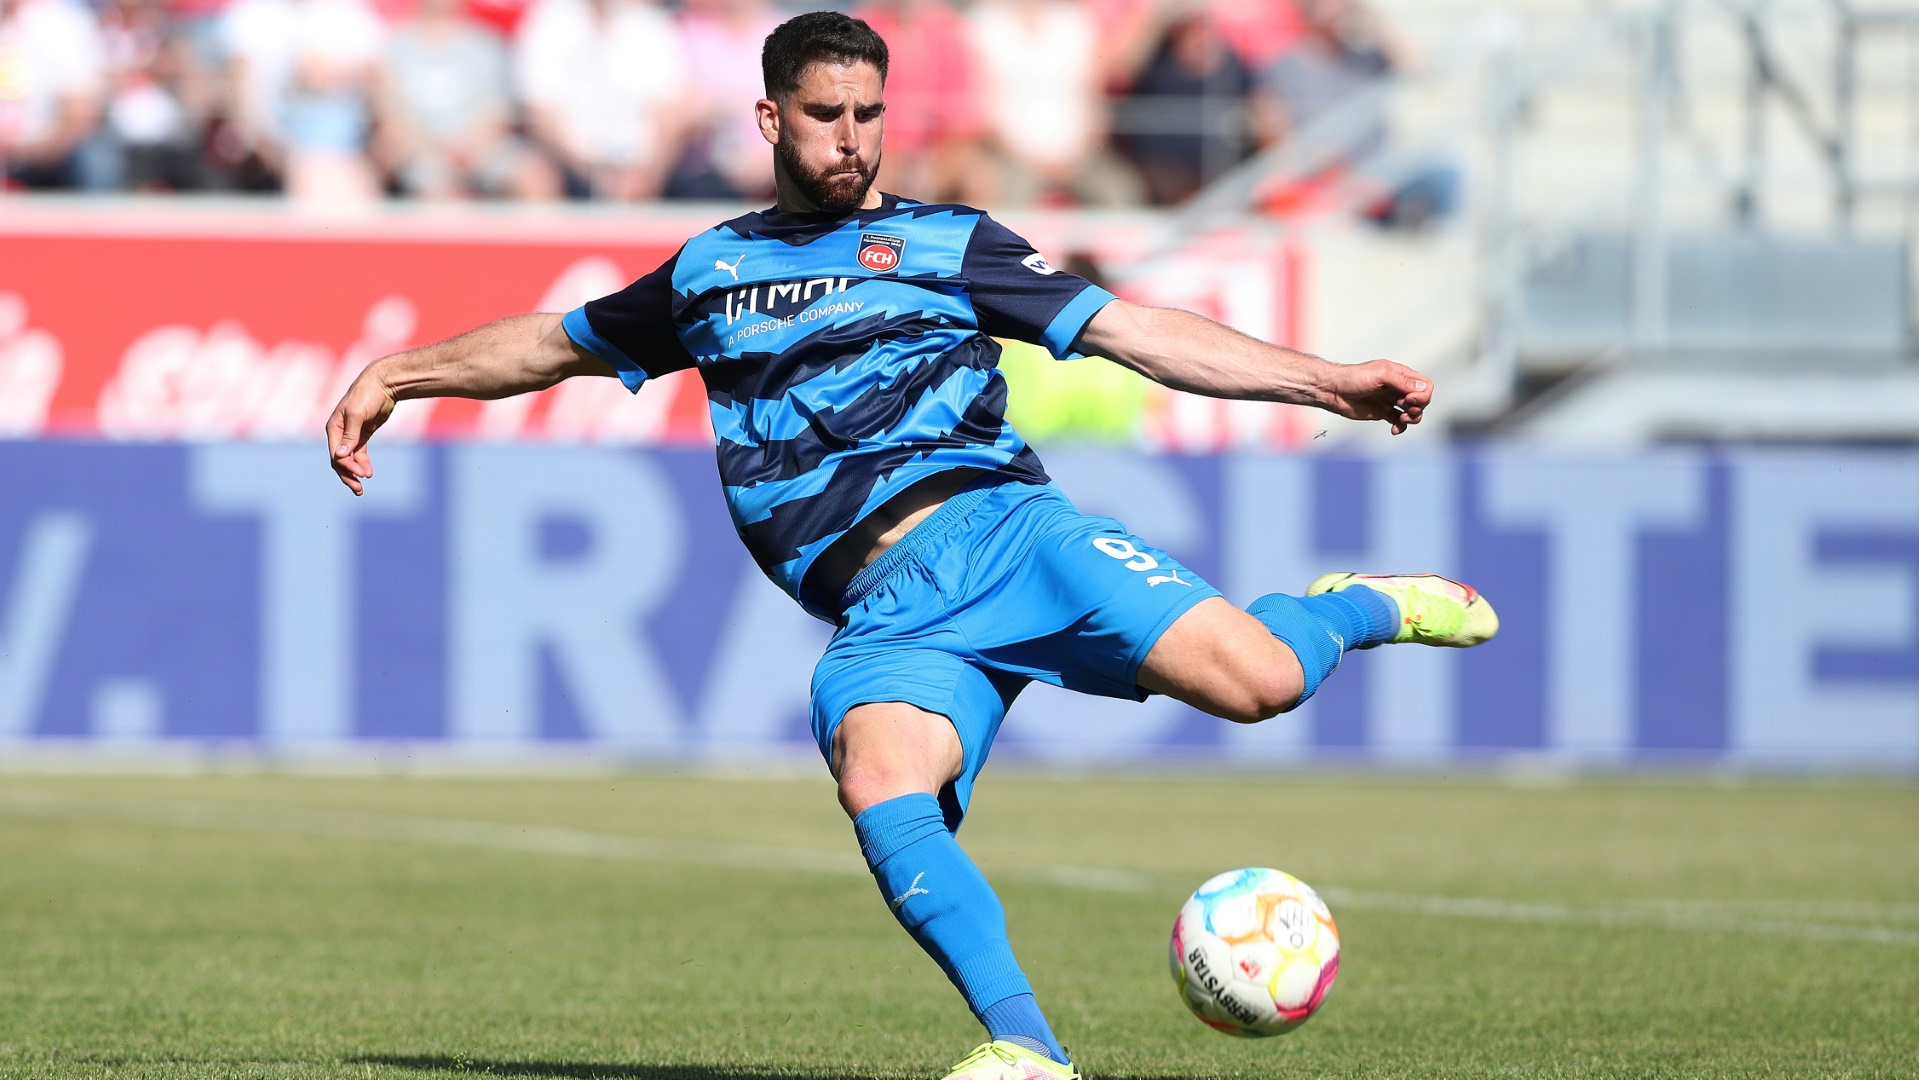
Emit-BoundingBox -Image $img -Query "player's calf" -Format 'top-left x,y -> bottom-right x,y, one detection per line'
834,703 -> 1072,1066
1139,576 -> 1497,718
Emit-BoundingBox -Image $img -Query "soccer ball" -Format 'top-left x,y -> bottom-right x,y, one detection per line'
1169,868 -> 1340,1037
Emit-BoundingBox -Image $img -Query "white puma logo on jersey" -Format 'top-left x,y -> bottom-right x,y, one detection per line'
890,871 -> 930,911
715,254 -> 745,280
1147,570 -> 1191,587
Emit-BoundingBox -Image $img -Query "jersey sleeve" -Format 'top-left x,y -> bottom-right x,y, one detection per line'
562,250 -> 698,392
961,214 -> 1118,360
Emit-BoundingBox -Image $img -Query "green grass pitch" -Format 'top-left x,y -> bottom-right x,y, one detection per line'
0,770 -> 1914,1079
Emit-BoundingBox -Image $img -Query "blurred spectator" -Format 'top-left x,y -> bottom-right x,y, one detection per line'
515,0 -> 687,200
1082,0 -> 1159,92
668,0 -> 777,200
1257,0 -> 1456,229
998,254 -> 1148,443
966,0 -> 1140,207
999,333 -> 1147,443
1118,8 -> 1254,205
279,0 -> 383,200
0,0 -> 106,190
167,0 -> 231,73
853,0 -> 984,204
1208,0 -> 1303,72
376,0 -> 557,200
465,0 -> 533,38
221,0 -> 385,198
99,0 -> 210,190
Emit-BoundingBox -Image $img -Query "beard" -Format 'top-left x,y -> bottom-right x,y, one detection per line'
775,136 -> 880,213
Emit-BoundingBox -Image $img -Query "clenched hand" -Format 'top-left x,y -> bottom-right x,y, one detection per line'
1320,359 -> 1431,435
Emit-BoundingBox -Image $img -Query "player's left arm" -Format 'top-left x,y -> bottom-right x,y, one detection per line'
1076,299 -> 1432,435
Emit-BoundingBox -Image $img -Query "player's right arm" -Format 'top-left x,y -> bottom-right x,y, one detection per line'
326,312 -> 617,495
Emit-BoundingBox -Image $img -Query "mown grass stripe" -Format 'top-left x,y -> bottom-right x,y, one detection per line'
3,789 -> 1912,946
1318,888 -> 1919,946
0,789 -> 868,875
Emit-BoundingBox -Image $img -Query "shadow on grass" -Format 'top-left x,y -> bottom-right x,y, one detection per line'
355,1057 -> 879,1080
354,1060 -> 1178,1080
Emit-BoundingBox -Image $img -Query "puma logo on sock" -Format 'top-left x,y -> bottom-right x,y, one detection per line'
890,871 -> 930,911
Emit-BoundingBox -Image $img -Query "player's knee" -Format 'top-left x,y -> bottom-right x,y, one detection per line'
836,761 -> 935,818
836,767 -> 894,821
1253,671 -> 1306,718
1208,636 -> 1305,723
1213,671 -> 1303,724
831,704 -> 964,818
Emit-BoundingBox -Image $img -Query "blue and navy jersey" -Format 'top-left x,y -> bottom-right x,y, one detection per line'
563,195 -> 1118,621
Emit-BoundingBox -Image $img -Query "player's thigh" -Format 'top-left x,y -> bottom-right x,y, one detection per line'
1136,596 -> 1305,723
831,701 -> 965,817
812,635 -> 1018,824
955,499 -> 1222,699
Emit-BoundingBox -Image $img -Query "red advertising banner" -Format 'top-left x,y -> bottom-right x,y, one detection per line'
0,203 -> 717,443
0,201 -> 1306,449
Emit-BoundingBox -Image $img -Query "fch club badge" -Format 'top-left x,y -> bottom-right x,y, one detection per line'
857,233 -> 905,273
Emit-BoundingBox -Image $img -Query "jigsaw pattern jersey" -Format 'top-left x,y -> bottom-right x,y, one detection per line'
563,195 -> 1119,620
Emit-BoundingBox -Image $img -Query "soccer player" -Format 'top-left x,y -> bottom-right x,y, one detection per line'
325,12 -> 1497,1079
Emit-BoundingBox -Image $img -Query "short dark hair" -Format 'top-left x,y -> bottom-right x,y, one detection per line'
761,11 -> 889,100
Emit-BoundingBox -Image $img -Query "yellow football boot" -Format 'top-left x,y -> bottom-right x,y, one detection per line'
938,1041 -> 1078,1080
1306,572 -> 1499,648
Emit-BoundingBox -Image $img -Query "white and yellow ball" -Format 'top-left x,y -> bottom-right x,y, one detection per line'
1169,868 -> 1340,1037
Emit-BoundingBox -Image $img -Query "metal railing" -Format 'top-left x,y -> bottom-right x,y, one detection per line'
1144,0 -> 1919,425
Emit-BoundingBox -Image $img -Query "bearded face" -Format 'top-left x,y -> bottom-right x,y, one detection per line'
775,132 -> 880,214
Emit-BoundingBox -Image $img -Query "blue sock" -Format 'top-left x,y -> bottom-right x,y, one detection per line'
855,793 -> 1068,1064
1246,586 -> 1399,704
981,995 -> 1059,1061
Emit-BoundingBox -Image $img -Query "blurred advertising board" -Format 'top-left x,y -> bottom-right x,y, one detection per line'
0,203 -> 709,444
3,442 -> 1916,769
0,202 -> 1312,451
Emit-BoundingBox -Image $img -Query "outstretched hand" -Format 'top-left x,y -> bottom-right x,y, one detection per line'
1322,359 -> 1432,435
326,366 -> 397,495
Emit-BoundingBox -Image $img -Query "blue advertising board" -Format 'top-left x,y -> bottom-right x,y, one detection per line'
3,443 -> 1915,768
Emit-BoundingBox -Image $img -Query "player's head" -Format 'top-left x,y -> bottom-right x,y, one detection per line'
757,12 -> 890,214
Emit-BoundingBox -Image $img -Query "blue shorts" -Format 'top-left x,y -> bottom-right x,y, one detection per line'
809,478 -> 1223,829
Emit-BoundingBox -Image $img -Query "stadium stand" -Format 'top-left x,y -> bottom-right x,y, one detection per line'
0,0 -> 1394,209
6,0 -> 1919,449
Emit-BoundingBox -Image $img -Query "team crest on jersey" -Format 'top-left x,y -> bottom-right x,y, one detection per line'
858,233 -> 905,273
